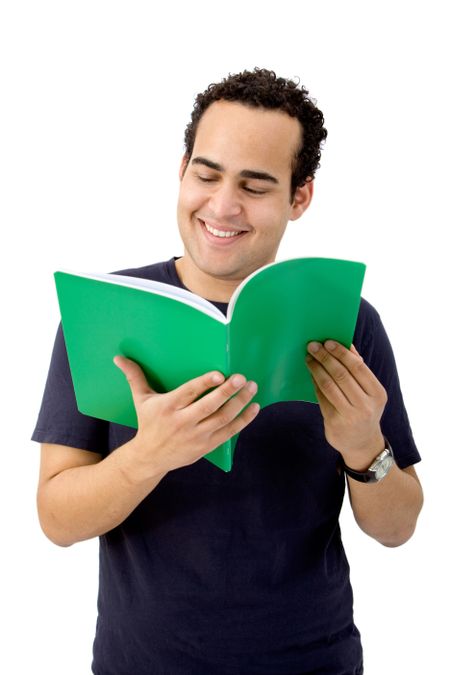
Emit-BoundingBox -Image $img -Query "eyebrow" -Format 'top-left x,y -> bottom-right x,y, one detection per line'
191,156 -> 279,184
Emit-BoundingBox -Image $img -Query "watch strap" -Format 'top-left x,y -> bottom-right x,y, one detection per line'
343,438 -> 394,483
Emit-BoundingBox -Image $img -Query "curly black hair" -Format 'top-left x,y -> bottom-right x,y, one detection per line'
183,68 -> 327,201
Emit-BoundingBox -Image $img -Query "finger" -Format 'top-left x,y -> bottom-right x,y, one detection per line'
199,379 -> 259,431
306,354 -> 351,411
209,399 -> 261,448
322,340 -> 381,396
307,341 -> 365,405
113,355 -> 154,405
169,370 -> 226,410
188,373 -> 254,422
307,365 -> 337,416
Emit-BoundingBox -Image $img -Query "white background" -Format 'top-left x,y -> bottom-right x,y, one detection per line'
1,1 -> 448,673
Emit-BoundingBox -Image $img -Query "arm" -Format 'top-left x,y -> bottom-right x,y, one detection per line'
37,361 -> 259,547
346,463 -> 423,547
305,340 -> 423,547
37,442 -> 166,547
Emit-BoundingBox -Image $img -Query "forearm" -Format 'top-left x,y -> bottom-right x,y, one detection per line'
347,464 -> 423,547
304,340 -> 423,546
38,439 -> 167,547
38,366 -> 260,547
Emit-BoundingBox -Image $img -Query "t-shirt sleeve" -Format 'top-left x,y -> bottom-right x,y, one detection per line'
354,300 -> 421,469
31,323 -> 109,453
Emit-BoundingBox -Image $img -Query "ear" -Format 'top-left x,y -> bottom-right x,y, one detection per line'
289,180 -> 314,221
179,155 -> 189,180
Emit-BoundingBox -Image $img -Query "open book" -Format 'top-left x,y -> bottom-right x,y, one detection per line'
54,257 -> 366,471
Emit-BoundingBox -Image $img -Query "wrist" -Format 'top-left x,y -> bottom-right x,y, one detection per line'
340,432 -> 386,472
116,437 -> 168,487
342,436 -> 395,484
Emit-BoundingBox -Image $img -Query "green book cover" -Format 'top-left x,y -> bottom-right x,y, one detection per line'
54,257 -> 366,472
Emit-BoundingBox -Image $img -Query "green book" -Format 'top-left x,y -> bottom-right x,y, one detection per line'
54,257 -> 366,472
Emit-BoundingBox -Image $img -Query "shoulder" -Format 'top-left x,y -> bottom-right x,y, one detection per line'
352,297 -> 399,386
355,296 -> 381,333
353,297 -> 390,359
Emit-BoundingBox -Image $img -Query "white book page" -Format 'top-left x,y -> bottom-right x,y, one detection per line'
57,270 -> 226,323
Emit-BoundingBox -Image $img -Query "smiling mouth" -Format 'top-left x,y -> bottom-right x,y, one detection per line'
199,219 -> 246,240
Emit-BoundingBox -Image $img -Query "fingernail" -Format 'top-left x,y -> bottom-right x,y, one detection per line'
246,381 -> 258,394
211,372 -> 225,384
308,342 -> 321,353
231,374 -> 246,388
325,340 -> 337,350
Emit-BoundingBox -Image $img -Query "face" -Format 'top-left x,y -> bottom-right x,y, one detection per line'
176,100 -> 313,300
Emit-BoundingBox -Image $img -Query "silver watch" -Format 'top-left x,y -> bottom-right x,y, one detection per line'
343,438 -> 395,483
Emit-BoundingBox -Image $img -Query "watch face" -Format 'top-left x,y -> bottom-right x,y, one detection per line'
374,455 -> 394,481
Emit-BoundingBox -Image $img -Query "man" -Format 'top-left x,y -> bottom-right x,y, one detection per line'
33,68 -> 423,674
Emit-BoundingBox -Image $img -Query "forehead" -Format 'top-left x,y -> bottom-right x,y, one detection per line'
192,100 -> 302,175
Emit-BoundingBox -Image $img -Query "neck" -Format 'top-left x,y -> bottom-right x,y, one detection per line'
175,257 -> 243,303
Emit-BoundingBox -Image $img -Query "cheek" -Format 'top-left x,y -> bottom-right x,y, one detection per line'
252,202 -> 288,235
179,182 -> 205,215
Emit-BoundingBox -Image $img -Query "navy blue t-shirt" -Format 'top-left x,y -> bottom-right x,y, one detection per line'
33,258 -> 421,675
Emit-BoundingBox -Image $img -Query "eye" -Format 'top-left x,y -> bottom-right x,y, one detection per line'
243,186 -> 267,195
197,175 -> 216,183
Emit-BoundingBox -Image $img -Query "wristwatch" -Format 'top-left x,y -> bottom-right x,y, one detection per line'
343,438 -> 395,483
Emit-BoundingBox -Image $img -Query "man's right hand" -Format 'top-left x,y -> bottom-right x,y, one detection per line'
113,356 -> 260,478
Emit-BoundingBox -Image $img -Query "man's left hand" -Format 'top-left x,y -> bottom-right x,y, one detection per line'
305,340 -> 388,470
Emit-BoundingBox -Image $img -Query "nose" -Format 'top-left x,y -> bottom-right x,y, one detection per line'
208,181 -> 242,219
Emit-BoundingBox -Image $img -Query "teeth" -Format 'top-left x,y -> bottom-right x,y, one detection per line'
203,222 -> 242,238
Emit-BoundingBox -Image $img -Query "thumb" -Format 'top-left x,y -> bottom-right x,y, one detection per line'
113,355 -> 155,405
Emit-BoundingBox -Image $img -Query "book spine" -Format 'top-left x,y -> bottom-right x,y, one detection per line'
226,321 -> 231,374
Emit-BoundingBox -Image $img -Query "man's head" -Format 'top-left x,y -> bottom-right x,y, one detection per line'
183,68 -> 327,203
176,68 -> 327,301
